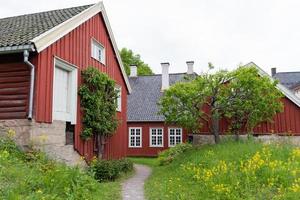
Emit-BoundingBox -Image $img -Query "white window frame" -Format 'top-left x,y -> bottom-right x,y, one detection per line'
52,57 -> 78,124
115,86 -> 121,112
128,127 -> 142,148
149,128 -> 164,147
168,128 -> 183,147
91,38 -> 105,64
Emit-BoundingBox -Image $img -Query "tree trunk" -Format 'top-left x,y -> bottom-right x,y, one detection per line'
212,113 -> 220,144
96,134 -> 106,159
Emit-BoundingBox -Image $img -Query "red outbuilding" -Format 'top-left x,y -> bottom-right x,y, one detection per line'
0,2 -> 131,164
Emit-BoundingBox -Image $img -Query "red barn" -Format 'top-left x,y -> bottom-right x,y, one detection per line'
127,62 -> 300,157
0,2 -> 131,164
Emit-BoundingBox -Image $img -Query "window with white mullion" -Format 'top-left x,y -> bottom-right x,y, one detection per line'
169,128 -> 182,147
150,128 -> 163,147
129,128 -> 142,148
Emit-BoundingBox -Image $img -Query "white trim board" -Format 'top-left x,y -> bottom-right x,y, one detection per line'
30,2 -> 131,93
245,62 -> 300,108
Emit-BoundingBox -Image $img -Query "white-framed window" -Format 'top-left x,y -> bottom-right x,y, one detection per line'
129,127 -> 142,148
168,128 -> 182,147
91,39 -> 105,64
115,86 -> 121,112
150,128 -> 164,147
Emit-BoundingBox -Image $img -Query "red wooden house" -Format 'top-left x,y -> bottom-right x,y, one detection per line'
127,62 -> 300,157
127,62 -> 195,156
0,2 -> 131,164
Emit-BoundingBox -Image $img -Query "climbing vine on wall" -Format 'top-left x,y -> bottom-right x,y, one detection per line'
78,67 -> 119,157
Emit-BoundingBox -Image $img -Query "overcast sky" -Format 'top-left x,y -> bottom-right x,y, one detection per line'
1,0 -> 300,74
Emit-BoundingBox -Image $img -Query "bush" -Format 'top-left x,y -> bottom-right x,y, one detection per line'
158,143 -> 192,166
91,158 -> 133,182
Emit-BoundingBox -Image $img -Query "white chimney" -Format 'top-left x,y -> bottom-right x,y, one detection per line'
130,65 -> 137,77
186,61 -> 194,74
161,62 -> 170,90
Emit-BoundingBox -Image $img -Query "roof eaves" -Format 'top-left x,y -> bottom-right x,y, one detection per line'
127,119 -> 165,122
0,44 -> 35,54
245,62 -> 300,107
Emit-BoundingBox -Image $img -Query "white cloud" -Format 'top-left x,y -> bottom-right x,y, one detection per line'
0,0 -> 299,74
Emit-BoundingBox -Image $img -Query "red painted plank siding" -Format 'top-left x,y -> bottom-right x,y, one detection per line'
196,97 -> 300,135
127,122 -> 188,157
34,13 -> 128,160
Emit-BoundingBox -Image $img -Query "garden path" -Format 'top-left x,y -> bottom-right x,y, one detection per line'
122,164 -> 151,200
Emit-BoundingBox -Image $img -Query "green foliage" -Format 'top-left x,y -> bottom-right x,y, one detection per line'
120,48 -> 153,75
90,158 -> 133,182
158,143 -> 193,166
221,66 -> 284,134
145,140 -> 300,200
0,136 -> 121,200
78,67 -> 118,139
159,80 -> 205,133
159,64 -> 283,140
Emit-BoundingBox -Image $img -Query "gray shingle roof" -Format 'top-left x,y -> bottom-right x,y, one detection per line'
0,4 -> 92,48
127,73 -> 190,122
273,72 -> 300,89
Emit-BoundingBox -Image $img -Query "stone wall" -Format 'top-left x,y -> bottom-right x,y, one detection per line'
0,119 -> 86,167
191,134 -> 300,146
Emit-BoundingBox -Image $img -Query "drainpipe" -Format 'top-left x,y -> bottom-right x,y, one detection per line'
23,50 -> 35,120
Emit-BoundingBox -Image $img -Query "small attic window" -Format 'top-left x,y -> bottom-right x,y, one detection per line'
91,39 -> 105,64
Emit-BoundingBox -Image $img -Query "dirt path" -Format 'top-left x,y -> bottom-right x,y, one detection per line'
122,164 -> 151,200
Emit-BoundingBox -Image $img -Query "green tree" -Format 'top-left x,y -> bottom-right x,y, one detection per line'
159,64 -> 283,143
120,48 -> 153,76
221,65 -> 283,139
159,64 -> 230,143
78,67 -> 119,158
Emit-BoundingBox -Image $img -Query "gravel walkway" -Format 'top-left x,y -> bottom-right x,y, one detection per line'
122,164 -> 151,200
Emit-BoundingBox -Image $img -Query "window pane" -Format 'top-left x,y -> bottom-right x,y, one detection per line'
136,129 -> 140,135
170,136 -> 175,145
170,129 -> 175,135
152,136 -> 156,145
158,129 -> 162,135
176,136 -> 181,144
136,137 -> 140,146
152,129 -> 156,136
158,136 -> 162,145
130,129 -> 135,135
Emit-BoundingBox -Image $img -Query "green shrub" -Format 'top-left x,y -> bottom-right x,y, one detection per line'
158,143 -> 192,166
91,158 -> 133,182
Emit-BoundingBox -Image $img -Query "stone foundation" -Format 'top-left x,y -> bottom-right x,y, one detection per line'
0,119 -> 86,167
192,134 -> 300,146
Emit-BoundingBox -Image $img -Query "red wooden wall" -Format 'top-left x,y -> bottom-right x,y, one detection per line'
0,54 -> 33,119
34,13 -> 128,160
127,122 -> 188,157
198,97 -> 300,135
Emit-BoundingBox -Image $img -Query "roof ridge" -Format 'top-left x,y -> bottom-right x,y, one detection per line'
132,72 -> 188,77
0,4 -> 93,20
275,71 -> 300,74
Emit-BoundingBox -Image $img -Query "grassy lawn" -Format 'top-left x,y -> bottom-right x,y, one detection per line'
132,140 -> 300,200
0,137 -> 123,200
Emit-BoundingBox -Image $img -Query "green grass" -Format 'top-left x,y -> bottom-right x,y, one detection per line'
0,136 -> 123,200
133,139 -> 300,200
127,157 -> 158,167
